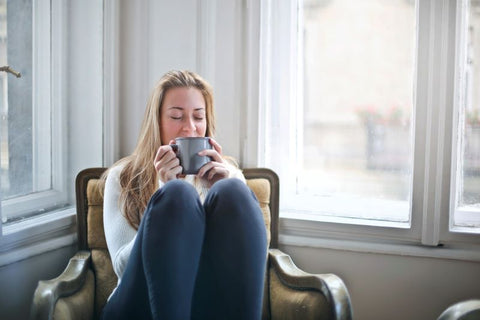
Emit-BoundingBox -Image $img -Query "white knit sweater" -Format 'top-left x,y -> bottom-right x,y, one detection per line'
103,163 -> 246,298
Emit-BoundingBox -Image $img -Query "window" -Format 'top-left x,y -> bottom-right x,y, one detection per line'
0,0 -> 104,260
451,0 -> 480,232
0,0 -> 64,223
259,0 -> 480,244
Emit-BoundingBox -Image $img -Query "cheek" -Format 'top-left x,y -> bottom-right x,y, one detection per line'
199,120 -> 207,135
161,119 -> 180,140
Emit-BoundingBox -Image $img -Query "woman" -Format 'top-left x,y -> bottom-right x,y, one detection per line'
101,70 -> 267,320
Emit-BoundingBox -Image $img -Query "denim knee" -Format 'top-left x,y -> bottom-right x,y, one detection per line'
207,178 -> 257,204
204,179 -> 260,222
151,179 -> 197,201
145,180 -> 203,220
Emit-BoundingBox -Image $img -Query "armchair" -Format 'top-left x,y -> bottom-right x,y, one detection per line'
437,299 -> 480,320
31,167 -> 353,320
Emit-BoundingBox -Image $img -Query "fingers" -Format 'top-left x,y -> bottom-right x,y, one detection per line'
154,145 -> 181,182
198,138 -> 223,163
208,166 -> 229,180
208,138 -> 223,154
197,161 -> 230,183
198,149 -> 223,163
196,138 -> 230,185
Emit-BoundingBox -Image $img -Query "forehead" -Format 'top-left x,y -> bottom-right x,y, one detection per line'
162,87 -> 205,110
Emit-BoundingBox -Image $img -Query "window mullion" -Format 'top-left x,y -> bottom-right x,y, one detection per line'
51,0 -> 67,199
415,0 -> 455,246
32,0 -> 52,192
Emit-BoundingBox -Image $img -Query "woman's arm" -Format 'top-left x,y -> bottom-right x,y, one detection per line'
103,165 -> 138,279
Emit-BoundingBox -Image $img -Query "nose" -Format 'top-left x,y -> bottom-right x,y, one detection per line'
182,117 -> 197,135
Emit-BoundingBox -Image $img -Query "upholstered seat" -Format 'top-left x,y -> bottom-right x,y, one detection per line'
31,167 -> 353,320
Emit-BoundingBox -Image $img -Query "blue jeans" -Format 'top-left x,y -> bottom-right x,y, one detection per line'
101,178 -> 267,320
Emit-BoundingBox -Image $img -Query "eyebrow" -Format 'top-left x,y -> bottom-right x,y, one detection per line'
167,106 -> 205,111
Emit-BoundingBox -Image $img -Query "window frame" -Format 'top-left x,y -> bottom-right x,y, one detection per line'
1,0 -> 68,223
448,0 -> 480,235
0,0 -> 105,267
256,0 -> 480,252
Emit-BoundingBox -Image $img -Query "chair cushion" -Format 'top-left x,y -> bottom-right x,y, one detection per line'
246,178 -> 272,247
87,180 -> 107,249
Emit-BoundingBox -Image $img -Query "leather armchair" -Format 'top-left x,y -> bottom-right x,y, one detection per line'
437,300 -> 480,320
31,167 -> 353,320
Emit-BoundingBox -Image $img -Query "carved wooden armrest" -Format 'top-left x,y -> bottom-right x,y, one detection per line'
30,251 -> 92,320
268,248 -> 353,320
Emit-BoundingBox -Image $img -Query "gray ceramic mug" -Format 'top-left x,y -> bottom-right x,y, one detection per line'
171,137 -> 213,174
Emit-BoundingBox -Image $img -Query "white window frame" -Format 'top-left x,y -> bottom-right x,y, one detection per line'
449,0 -> 480,235
1,0 -> 67,222
255,0 -> 480,258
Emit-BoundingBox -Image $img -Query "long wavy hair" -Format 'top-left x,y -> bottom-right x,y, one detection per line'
103,70 -> 216,229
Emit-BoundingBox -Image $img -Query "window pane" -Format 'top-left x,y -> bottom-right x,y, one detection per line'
1,0 -> 61,224
0,0 -> 6,197
0,0 -> 103,224
454,0 -> 480,228
300,0 -> 416,222
1,0 -> 35,200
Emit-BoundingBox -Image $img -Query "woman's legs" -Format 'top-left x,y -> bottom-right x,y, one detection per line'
192,179 -> 268,320
102,180 -> 205,320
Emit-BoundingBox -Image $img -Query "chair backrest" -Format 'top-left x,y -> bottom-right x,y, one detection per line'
75,167 -> 279,317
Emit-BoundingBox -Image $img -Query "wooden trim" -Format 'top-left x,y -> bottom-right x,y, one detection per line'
243,168 -> 280,249
75,167 -> 107,250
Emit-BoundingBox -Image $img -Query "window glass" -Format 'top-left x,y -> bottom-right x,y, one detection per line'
1,0 -> 36,200
454,0 -> 480,228
297,0 -> 416,222
1,0 -> 66,224
0,0 -> 6,198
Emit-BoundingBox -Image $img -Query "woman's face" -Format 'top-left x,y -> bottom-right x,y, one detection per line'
160,87 -> 207,145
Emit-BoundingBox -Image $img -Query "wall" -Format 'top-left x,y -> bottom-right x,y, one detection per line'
281,244 -> 480,320
116,0 -> 245,161
0,245 -> 76,320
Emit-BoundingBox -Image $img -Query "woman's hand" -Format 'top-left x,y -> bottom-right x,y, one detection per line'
197,138 -> 230,186
154,141 -> 182,183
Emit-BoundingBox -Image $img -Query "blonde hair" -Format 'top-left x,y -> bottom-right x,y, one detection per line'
104,70 -> 216,229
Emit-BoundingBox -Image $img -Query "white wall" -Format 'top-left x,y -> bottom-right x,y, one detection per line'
116,0 -> 245,160
1,1 -> 479,320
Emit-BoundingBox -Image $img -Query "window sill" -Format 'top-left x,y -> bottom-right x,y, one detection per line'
0,208 -> 77,267
279,216 -> 480,262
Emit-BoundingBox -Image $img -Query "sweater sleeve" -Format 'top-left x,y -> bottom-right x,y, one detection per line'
103,165 -> 137,280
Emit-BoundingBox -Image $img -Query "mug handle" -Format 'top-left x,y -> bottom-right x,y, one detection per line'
170,144 -> 178,153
